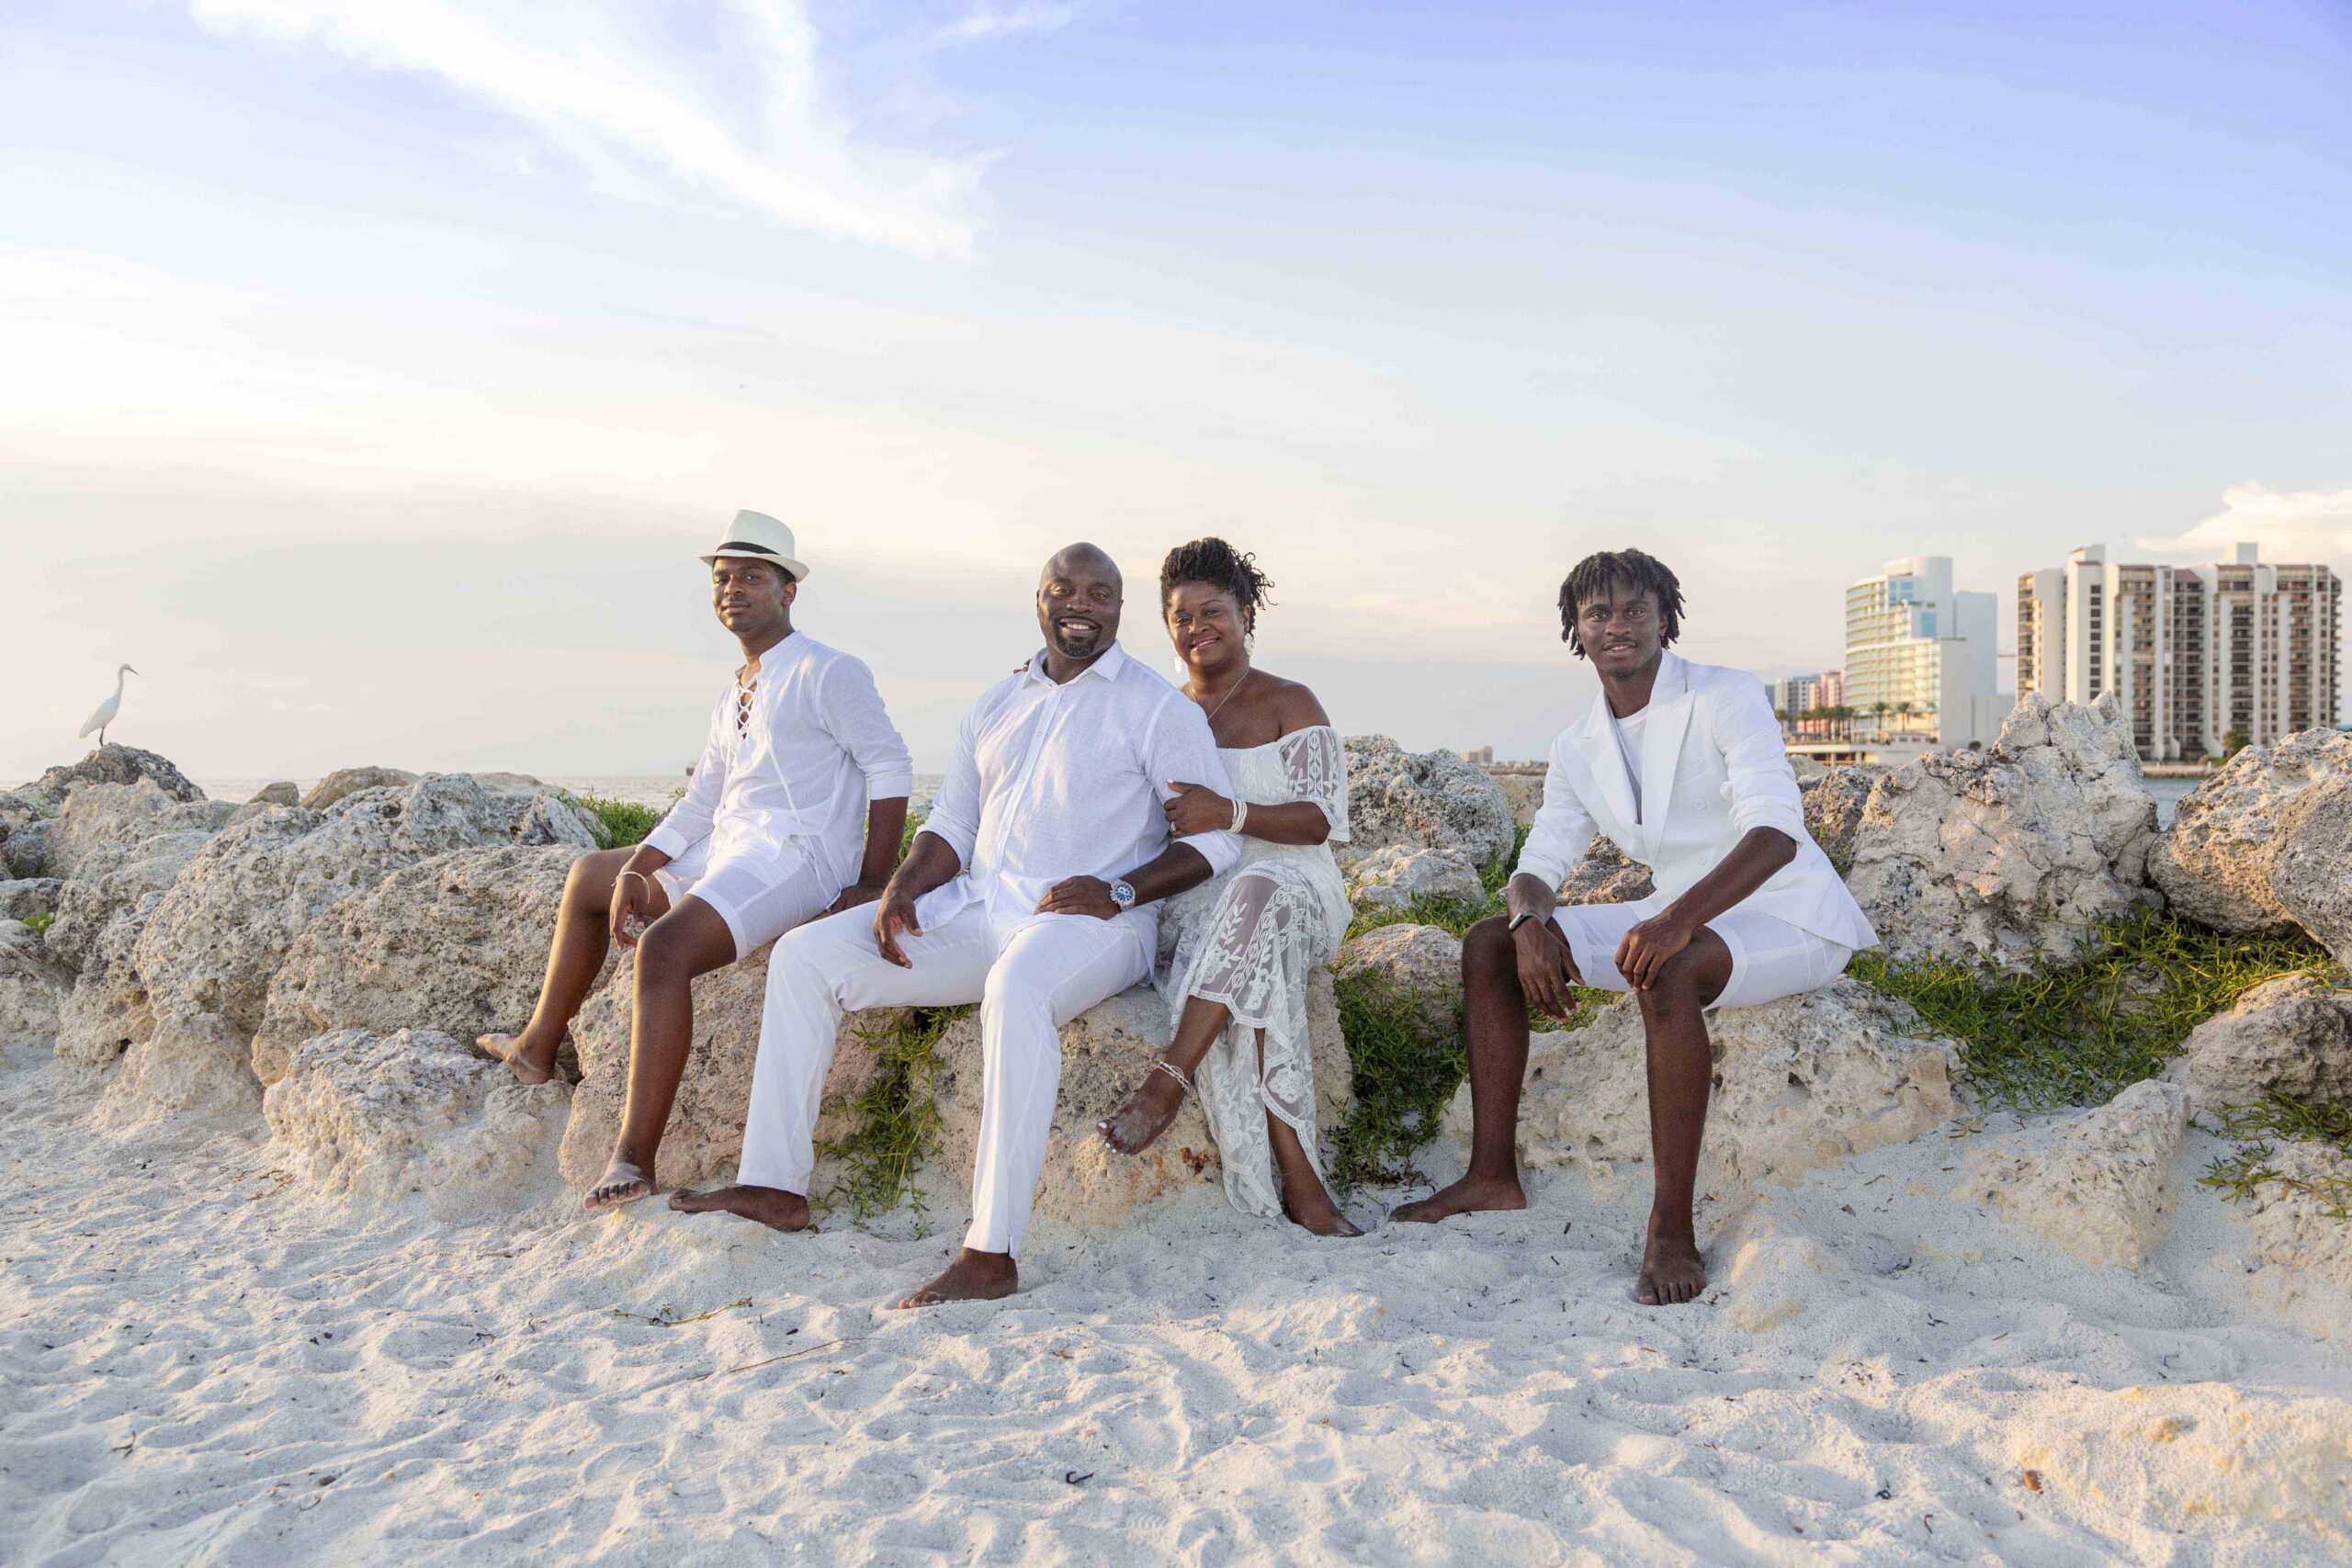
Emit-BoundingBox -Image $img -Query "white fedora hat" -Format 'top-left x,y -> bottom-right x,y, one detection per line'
699,510 -> 810,581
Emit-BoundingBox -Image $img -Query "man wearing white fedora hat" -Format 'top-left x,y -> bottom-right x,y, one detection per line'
481,509 -> 913,1210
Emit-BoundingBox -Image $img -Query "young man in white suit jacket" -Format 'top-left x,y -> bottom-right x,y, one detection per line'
1395,549 -> 1877,1307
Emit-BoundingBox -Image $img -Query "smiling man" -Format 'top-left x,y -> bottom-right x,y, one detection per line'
673,543 -> 1241,1308
481,510 -> 911,1209
1392,548 -> 1878,1307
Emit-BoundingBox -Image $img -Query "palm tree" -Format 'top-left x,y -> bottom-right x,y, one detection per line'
1894,699 -> 1916,735
1871,700 -> 1891,736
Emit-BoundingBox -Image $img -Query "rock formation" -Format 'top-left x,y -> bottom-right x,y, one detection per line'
1846,693 -> 2160,971
300,766 -> 419,810
1950,1080 -> 2190,1269
1800,764 -> 1883,869
931,973 -> 1355,1229
264,1028 -> 571,1205
1332,923 -> 1463,1045
1340,735 -> 1516,873
2235,1138 -> 2352,1300
1443,978 -> 1958,1193
1345,845 -> 1484,913
253,844 -> 593,1084
2181,972 -> 2352,1109
2150,730 -> 2352,941
19,744 -> 204,811
250,781 -> 300,807
0,917 -> 65,1047
1556,834 -> 1653,906
558,942 -> 899,1193
95,1010 -> 263,1125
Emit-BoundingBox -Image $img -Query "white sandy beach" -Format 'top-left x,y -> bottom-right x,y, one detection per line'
7,1029 -> 2349,1567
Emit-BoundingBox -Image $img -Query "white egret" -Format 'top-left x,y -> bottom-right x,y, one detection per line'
80,664 -> 138,747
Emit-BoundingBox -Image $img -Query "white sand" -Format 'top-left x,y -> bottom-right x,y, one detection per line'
6,1035 -> 2349,1566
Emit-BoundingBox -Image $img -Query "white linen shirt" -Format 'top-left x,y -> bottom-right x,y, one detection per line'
915,640 -> 1243,956
645,631 -> 914,890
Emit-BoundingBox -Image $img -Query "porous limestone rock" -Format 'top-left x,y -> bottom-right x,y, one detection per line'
932,971 -> 1355,1228
54,904 -> 155,1067
1800,763 -> 1883,870
253,844 -> 592,1085
1,818 -> 52,879
558,942 -> 900,1192
2150,729 -> 2352,936
265,1028 -> 571,1204
0,918 -> 66,1047
2267,774 -> 2352,972
41,784 -> 234,971
1846,692 -> 2159,971
0,878 -> 62,923
2237,1138 -> 2352,1301
1490,771 -> 1544,829
2183,972 -> 2352,1109
1557,834 -> 1653,907
1950,1079 -> 2190,1269
0,791 -> 44,852
95,1010 -> 262,1124
1333,922 -> 1463,1045
250,781 -> 300,807
1340,735 -> 1516,873
135,773 -> 599,1048
1442,978 -> 1958,1193
22,745 -> 203,810
301,766 -> 419,810
1346,844 -> 1484,913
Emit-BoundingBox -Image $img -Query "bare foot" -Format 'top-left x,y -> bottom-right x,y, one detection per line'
890,1248 -> 1017,1309
1283,1184 -> 1363,1238
1389,1171 -> 1528,1224
669,1184 -> 811,1231
1635,1217 -> 1707,1306
480,1030 -> 558,1087
1097,1067 -> 1187,1156
583,1151 -> 652,1210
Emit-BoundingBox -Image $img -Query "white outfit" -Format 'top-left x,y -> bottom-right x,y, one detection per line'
740,640 -> 1242,1256
1157,726 -> 1352,1221
1517,649 -> 1878,1010
644,632 -> 913,958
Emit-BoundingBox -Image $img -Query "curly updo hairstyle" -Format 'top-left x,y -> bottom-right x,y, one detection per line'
1160,537 -> 1275,636
1558,548 -> 1684,658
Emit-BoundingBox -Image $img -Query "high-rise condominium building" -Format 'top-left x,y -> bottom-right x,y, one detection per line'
1771,671 -> 1845,737
2016,543 -> 2342,760
1843,557 -> 2006,746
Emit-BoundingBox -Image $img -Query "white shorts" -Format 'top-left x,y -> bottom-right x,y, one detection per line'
1547,902 -> 1852,1011
654,838 -> 836,961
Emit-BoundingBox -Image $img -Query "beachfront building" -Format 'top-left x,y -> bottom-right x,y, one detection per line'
1772,671 -> 1845,739
2017,544 -> 2343,761
1842,557 -> 2007,748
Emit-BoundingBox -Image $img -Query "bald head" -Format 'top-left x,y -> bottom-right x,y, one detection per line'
1036,541 -> 1124,669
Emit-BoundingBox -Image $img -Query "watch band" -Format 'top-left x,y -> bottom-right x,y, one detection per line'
1508,909 -> 1542,931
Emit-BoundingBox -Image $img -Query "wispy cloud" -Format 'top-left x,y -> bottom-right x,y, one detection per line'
186,0 -> 984,255
2137,481 -> 2352,565
933,3 -> 1088,44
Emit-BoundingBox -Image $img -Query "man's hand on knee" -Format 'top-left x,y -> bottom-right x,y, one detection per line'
873,889 -> 923,968
1513,919 -> 1582,1020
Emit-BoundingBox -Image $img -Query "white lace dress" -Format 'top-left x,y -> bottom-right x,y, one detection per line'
1156,726 -> 1352,1219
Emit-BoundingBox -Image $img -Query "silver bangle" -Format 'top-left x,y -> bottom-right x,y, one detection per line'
1231,798 -> 1250,833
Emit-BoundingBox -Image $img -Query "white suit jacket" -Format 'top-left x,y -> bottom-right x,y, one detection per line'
1515,650 -> 1879,952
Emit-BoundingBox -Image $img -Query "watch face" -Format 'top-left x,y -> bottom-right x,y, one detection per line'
1112,880 -> 1136,906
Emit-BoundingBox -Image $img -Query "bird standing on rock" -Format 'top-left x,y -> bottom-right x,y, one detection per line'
80,663 -> 137,747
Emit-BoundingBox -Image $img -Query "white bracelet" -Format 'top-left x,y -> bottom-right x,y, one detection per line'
1231,798 -> 1250,833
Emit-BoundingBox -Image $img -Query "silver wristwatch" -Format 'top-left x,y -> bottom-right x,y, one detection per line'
1109,879 -> 1137,909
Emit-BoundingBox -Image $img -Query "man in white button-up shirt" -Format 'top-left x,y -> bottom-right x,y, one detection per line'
675,544 -> 1241,1308
481,512 -> 911,1212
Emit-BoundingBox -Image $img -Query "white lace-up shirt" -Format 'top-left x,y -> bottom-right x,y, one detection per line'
915,640 -> 1243,953
646,631 -> 913,888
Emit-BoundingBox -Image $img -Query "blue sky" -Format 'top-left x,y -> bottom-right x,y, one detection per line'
5,0 -> 2348,780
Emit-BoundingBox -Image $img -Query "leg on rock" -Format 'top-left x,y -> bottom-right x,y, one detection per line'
1098,991 -> 1227,1156
1631,931 -> 1731,1306
582,897 -> 736,1210
484,846 -> 663,1085
892,1248 -> 1018,1309
1393,915 -> 1532,1224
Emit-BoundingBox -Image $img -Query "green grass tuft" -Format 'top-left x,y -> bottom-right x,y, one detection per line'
2199,1095 -> 2352,1221
1850,909 -> 2343,1113
567,791 -> 662,850
1342,822 -> 1531,942
24,911 -> 53,937
812,1004 -> 971,1229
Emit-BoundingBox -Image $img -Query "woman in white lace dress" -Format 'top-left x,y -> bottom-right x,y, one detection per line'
1097,539 -> 1359,1235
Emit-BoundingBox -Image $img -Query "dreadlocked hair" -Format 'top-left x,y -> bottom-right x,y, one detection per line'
1160,537 -> 1275,632
1558,548 -> 1684,657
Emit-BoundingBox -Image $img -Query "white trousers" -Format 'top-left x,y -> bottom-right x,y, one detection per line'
738,902 -> 1148,1256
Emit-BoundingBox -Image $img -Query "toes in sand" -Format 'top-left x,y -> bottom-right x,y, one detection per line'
667,1185 -> 812,1232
